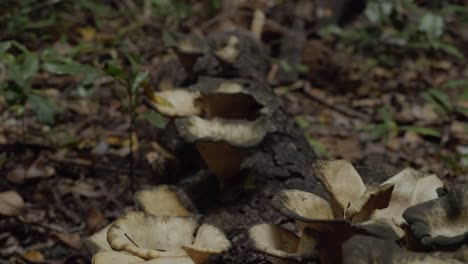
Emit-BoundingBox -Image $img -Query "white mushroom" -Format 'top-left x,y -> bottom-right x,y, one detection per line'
134,185 -> 196,217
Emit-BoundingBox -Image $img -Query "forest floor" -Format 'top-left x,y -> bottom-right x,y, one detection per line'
0,1 -> 467,263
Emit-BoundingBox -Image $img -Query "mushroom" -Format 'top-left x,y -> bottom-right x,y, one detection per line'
92,250 -> 144,264
175,116 -> 274,182
255,160 -> 446,263
248,223 -> 317,263
93,251 -> 196,264
148,78 -> 278,120
107,211 -> 230,263
83,184 -> 197,255
403,183 -> 467,250
214,35 -> 240,63
182,224 -> 232,264
134,185 -> 197,217
342,235 -> 466,264
312,160 -> 395,221
172,34 -> 208,73
270,188 -> 395,263
147,89 -> 202,117
371,167 -> 444,235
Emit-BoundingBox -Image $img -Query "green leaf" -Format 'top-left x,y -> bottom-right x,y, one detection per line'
305,135 -> 330,158
42,62 -> 100,76
442,79 -> 468,89
103,62 -> 125,79
21,53 -> 39,83
43,62 -> 101,85
28,93 -> 57,125
419,13 -> 444,39
0,41 -> 12,54
365,1 -> 393,24
430,40 -> 463,58
318,24 -> 343,38
294,116 -> 310,129
143,111 -> 168,129
400,126 -> 441,137
424,88 -> 454,112
131,71 -> 148,94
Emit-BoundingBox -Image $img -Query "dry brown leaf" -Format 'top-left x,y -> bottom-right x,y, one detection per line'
0,191 -> 25,216
7,158 -> 55,184
54,232 -> 82,249
86,207 -> 108,233
23,250 -> 45,263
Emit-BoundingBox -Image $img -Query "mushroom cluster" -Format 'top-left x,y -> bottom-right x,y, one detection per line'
82,185 -> 231,264
147,77 -> 278,186
248,160 -> 467,263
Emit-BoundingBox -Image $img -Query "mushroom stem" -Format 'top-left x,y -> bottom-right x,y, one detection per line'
195,141 -> 248,186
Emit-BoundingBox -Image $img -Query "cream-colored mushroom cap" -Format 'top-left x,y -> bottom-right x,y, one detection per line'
313,160 -> 369,215
248,223 -> 316,261
149,89 -> 201,117
272,189 -> 335,232
92,250 -> 144,264
183,224 -> 232,264
371,168 -> 444,234
144,256 -> 195,264
107,212 -> 200,259
175,116 -> 273,148
134,185 -> 196,217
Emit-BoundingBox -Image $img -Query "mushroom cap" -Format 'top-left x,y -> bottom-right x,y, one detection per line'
148,78 -> 278,120
148,89 -> 201,117
107,211 -> 200,259
371,168 -> 444,234
272,189 -> 334,223
313,160 -> 367,215
193,77 -> 278,111
248,223 -> 316,261
403,184 -> 468,249
342,235 -> 465,264
145,257 -> 195,264
194,141 -> 248,180
183,224 -> 232,264
175,116 -> 274,148
82,224 -> 113,255
92,250 -> 144,264
133,185 -> 197,217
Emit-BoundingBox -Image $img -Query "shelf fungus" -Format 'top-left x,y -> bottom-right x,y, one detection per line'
403,183 -> 468,250
248,223 -> 317,263
83,185 -> 197,256
147,78 -> 278,184
133,185 -> 197,217
251,159 -> 447,263
107,211 -> 231,262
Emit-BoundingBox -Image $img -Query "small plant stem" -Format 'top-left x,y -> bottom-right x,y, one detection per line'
129,96 -> 136,194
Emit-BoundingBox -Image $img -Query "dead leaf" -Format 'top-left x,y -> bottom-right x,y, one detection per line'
54,232 -> 82,249
0,191 -> 25,216
7,157 -> 55,184
77,27 -> 96,41
318,136 -> 363,160
23,250 -> 44,263
451,121 -> 468,144
86,207 -> 108,233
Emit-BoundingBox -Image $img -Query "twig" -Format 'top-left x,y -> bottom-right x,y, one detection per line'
48,156 -> 152,177
303,84 -> 371,122
125,233 -> 139,247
